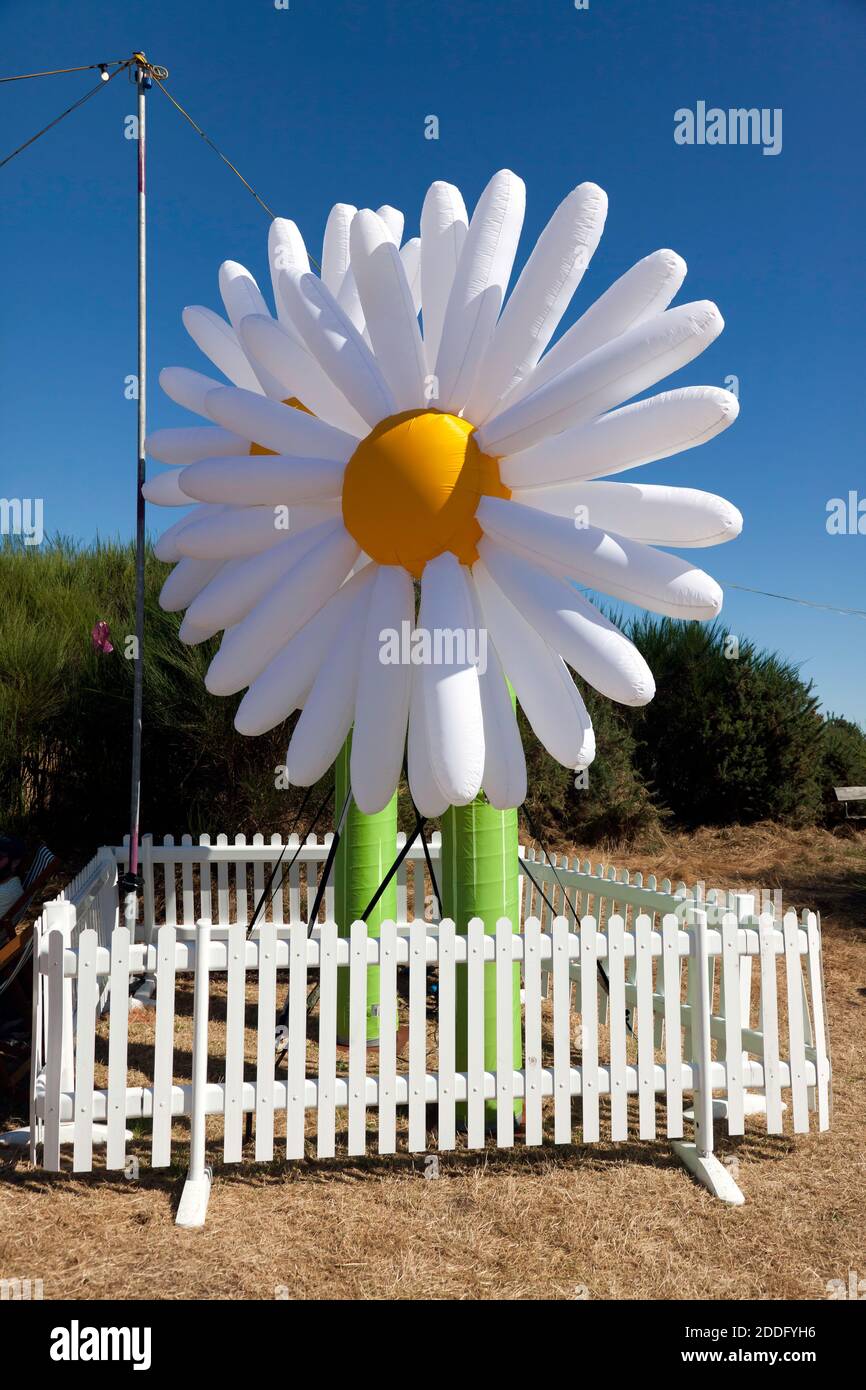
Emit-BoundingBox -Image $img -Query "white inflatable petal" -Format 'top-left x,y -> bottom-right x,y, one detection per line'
142,470 -> 192,507
176,505 -> 297,561
205,524 -> 360,694
235,565 -> 375,735
219,260 -> 271,329
478,495 -> 724,620
351,565 -> 415,813
238,315 -> 368,435
419,554 -> 485,805
177,617 -> 220,647
477,537 -> 656,707
399,238 -> 422,317
350,209 -> 427,411
499,386 -> 740,488
514,480 -> 743,547
185,520 -> 337,633
321,203 -> 357,296
153,506 -> 226,563
146,426 -> 248,467
406,581 -> 450,816
177,611 -> 232,647
179,454 -> 344,506
335,263 -> 366,335
182,305 -> 262,391
159,557 -> 223,613
466,574 -> 527,808
473,560 -> 595,769
501,248 -> 688,413
286,587 -> 372,785
375,205 -> 404,247
268,218 -> 312,344
419,180 -> 468,374
407,664 -> 450,817
217,261 -> 292,400
467,182 -> 608,422
478,301 -> 725,457
205,385 -> 357,461
159,366 -> 225,418
279,268 -> 396,427
434,169 -> 526,412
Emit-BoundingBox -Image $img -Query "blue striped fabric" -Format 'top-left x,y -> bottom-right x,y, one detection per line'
21,844 -> 57,891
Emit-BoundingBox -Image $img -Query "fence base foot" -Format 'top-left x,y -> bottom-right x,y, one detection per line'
671,1141 -> 745,1205
176,1167 -> 212,1229
683,1093 -> 787,1124
129,977 -> 156,1012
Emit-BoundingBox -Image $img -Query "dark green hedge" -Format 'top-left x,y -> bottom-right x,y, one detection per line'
2,539 -> 863,851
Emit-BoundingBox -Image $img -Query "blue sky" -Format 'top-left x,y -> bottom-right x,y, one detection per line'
2,0 -> 864,724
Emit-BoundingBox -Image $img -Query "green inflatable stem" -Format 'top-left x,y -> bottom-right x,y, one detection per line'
334,734 -> 399,1043
441,793 -> 522,1124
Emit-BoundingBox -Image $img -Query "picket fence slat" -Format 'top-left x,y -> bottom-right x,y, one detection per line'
72,929 -> 98,1172
580,917 -> 599,1143
806,915 -> 830,1131
607,915 -> 628,1141
43,930 -> 65,1172
437,919 -> 456,1152
552,917 -> 571,1144
269,837 -> 284,925
223,923 -> 246,1163
523,918 -> 542,1146
635,915 -> 656,1140
317,922 -> 337,1158
181,837 -> 195,925
378,921 -> 398,1155
661,915 -> 683,1138
759,918 -> 783,1133
348,921 -> 367,1157
783,913 -> 809,1133
721,915 -> 744,1135
495,919 -> 514,1149
285,921 -> 308,1161
216,836 -> 230,926
408,919 -> 427,1153
255,921 -> 277,1162
105,927 -> 130,1170
466,919 -> 484,1149
152,925 -> 177,1167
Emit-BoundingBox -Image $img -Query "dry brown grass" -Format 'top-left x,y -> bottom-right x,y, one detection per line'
1,823 -> 864,1301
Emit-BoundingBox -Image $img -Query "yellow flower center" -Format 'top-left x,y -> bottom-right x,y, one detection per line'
341,409 -> 510,578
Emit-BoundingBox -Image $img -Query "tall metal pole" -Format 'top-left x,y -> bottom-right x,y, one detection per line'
123,56 -> 148,936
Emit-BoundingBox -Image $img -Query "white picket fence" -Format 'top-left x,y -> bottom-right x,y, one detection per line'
24,834 -> 832,1227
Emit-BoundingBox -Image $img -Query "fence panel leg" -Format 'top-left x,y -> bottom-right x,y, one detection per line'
671,909 -> 745,1205
176,920 -> 213,1229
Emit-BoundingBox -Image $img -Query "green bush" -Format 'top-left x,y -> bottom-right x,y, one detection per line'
820,714 -> 866,825
0,537 -> 307,851
1,540 -> 859,851
625,616 -> 825,828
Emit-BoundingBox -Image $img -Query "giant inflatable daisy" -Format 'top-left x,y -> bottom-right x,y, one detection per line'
146,171 -> 741,815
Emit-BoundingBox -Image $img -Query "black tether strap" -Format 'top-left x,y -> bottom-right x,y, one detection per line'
415,808 -> 443,921
245,783 -> 328,939
359,812 -> 425,923
274,787 -> 352,1039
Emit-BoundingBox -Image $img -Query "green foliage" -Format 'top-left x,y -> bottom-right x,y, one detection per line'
625,617 -> 825,828
521,686 -> 664,847
1,540 -> 861,850
0,537 -> 303,850
820,714 -> 866,824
